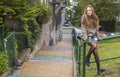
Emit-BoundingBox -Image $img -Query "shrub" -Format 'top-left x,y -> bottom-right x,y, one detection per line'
115,20 -> 120,32
0,52 -> 9,74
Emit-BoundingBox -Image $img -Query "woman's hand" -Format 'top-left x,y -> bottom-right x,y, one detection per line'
83,39 -> 88,43
98,36 -> 102,41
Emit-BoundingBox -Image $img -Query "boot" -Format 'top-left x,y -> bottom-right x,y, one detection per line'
85,57 -> 90,67
86,61 -> 90,67
97,69 -> 105,75
96,60 -> 105,75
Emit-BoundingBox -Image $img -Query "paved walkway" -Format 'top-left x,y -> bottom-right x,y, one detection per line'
9,26 -> 74,77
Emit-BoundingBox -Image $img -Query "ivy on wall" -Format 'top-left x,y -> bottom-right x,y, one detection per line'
0,0 -> 52,24
0,0 -> 52,74
0,0 -> 52,50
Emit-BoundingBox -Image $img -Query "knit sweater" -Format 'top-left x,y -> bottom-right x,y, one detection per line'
81,15 -> 99,40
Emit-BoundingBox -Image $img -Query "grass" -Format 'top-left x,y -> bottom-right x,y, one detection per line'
77,37 -> 120,77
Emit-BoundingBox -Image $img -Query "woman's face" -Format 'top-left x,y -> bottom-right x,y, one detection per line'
86,7 -> 92,16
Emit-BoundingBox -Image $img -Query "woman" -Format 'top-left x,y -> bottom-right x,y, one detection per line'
81,5 -> 105,75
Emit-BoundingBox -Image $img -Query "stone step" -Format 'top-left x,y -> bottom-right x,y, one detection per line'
9,61 -> 73,77
42,45 -> 73,51
9,75 -> 75,77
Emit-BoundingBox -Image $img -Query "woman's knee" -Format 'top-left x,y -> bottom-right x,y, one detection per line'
91,46 -> 96,51
93,45 -> 97,49
91,43 -> 97,50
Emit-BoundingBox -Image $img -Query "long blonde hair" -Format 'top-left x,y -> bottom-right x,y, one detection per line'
83,5 -> 99,28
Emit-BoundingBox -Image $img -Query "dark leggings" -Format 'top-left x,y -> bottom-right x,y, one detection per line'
86,40 -> 100,70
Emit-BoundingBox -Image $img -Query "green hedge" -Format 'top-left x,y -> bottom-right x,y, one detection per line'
100,20 -> 116,32
115,20 -> 120,32
0,52 -> 9,74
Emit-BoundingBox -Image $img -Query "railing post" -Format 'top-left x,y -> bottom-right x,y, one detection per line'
82,43 -> 86,77
75,36 -> 77,59
13,31 -> 17,66
78,39 -> 81,75
76,39 -> 80,75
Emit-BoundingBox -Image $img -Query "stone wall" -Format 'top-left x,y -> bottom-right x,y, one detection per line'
16,20 -> 52,65
30,20 -> 52,59
0,71 -> 10,77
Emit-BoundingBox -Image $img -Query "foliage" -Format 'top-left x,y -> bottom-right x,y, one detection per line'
0,0 -> 52,24
36,4 -> 52,25
78,0 -> 90,13
100,19 -> 116,32
23,24 -> 31,37
71,5 -> 82,27
27,19 -> 41,50
78,0 -> 120,21
23,23 -> 31,47
93,0 -> 119,32
0,0 -> 52,50
15,34 -> 28,51
22,19 -> 41,50
71,0 -> 120,31
66,0 -> 81,27
0,52 -> 9,74
115,20 -> 120,32
67,0 -> 71,6
0,0 -> 30,21
94,0 -> 120,21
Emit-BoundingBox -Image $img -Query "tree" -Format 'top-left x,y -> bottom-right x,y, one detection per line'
70,0 -> 120,31
0,0 -> 52,50
94,0 -> 120,21
78,0 -> 120,21
71,5 -> 82,27
93,0 -> 120,32
70,0 -> 82,27
0,0 -> 51,23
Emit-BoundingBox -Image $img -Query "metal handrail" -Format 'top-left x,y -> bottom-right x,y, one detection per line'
72,29 -> 120,77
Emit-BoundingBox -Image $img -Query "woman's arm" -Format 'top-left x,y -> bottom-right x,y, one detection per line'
96,26 -> 102,41
81,15 -> 88,42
